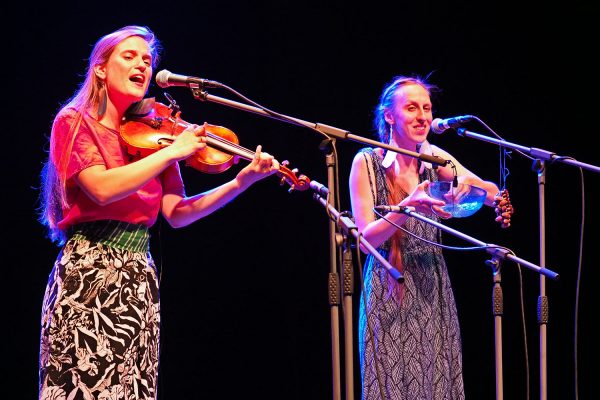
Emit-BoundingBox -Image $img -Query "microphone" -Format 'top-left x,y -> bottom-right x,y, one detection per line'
155,69 -> 222,89
430,115 -> 474,134
373,205 -> 416,214
309,180 -> 329,196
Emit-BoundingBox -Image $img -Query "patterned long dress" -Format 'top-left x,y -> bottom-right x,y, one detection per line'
358,148 -> 465,400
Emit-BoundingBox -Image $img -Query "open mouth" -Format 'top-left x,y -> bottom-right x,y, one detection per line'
129,75 -> 145,86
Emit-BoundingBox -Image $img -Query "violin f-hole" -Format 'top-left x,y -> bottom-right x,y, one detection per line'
157,137 -> 174,147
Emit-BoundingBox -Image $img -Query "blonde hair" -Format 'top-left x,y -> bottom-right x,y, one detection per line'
38,25 -> 162,244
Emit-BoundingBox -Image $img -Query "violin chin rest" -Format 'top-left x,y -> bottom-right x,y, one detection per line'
125,97 -> 156,118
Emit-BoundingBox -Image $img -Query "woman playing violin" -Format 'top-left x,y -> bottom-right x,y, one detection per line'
37,25 -> 277,400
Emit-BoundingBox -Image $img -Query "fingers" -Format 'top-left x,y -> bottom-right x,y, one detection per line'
417,180 -> 430,191
170,124 -> 206,157
253,145 -> 272,161
195,124 -> 207,143
186,123 -> 203,135
182,124 -> 206,145
254,144 -> 263,161
429,199 -> 446,207
431,205 -> 452,219
253,145 -> 277,173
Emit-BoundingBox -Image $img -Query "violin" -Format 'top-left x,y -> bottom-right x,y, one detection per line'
119,97 -> 310,192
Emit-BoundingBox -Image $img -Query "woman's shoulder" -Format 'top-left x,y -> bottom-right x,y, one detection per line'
52,107 -> 81,130
427,142 -> 452,159
356,147 -> 385,157
353,147 -> 384,165
55,107 -> 79,121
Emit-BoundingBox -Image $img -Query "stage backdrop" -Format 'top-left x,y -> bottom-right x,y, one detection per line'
3,2 -> 595,399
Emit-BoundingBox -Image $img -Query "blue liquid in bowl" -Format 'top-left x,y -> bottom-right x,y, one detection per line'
428,181 -> 486,218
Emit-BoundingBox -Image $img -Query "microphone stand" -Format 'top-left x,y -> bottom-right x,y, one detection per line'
312,181 -> 404,400
394,206 -> 558,400
187,85 -> 448,168
311,186 -> 403,283
183,83 -> 429,400
453,127 -> 599,400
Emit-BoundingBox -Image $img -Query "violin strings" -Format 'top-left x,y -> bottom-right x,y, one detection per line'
176,119 -> 255,160
205,132 -> 255,160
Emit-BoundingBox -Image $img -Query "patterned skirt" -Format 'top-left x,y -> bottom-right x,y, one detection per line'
39,220 -> 160,400
359,247 -> 465,400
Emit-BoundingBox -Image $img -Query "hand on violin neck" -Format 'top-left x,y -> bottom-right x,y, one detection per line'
253,145 -> 280,172
235,145 -> 280,188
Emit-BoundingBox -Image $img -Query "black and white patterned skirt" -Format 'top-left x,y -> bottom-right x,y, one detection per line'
39,220 -> 160,400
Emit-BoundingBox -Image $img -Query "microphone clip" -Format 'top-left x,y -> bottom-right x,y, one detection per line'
190,85 -> 210,101
164,92 -> 180,117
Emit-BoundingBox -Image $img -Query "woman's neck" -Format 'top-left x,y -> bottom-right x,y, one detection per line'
97,104 -> 124,131
395,153 -> 419,170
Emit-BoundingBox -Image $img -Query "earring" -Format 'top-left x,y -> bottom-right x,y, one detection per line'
97,84 -> 107,118
381,124 -> 396,168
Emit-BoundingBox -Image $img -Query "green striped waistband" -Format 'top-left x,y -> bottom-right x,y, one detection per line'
69,220 -> 150,253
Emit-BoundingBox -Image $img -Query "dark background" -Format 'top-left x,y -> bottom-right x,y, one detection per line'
3,1 -> 596,399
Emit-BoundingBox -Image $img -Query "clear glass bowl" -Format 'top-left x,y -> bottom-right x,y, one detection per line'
428,181 -> 486,218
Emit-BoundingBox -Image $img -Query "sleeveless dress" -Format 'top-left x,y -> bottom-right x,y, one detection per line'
358,148 -> 465,400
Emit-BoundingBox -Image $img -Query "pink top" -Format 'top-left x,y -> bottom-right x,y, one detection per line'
55,109 -> 185,231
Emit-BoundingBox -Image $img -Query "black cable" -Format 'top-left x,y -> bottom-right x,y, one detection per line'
469,115 -> 527,161
513,262 -> 530,400
574,167 -> 585,400
471,114 -> 586,399
448,160 -> 458,188
373,209 -> 512,253
214,82 -> 331,141
208,83 -> 343,215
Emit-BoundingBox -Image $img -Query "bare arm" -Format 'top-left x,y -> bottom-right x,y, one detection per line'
431,145 -> 499,206
349,151 -> 447,252
161,145 -> 279,228
76,124 -> 206,205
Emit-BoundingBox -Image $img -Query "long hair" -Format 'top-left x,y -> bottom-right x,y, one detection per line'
38,25 -> 162,245
373,74 -> 438,301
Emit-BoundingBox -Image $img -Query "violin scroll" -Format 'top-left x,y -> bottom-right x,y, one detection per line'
278,160 -> 310,192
